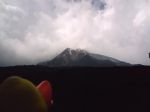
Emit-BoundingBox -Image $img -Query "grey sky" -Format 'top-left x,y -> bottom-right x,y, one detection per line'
0,0 -> 150,66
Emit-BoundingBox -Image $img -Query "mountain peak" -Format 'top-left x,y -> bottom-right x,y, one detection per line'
39,48 -> 131,67
64,48 -> 71,52
62,48 -> 88,56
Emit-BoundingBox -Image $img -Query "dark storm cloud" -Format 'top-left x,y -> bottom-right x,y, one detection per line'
91,0 -> 106,10
0,0 -> 150,66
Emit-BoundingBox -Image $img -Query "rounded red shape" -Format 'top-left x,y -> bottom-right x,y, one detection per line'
37,80 -> 53,107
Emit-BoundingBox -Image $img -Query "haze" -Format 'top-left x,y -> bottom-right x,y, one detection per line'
0,0 -> 150,66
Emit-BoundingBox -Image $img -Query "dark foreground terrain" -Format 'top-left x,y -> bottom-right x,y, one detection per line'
0,66 -> 150,112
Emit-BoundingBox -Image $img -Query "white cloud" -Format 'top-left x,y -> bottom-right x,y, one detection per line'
0,0 -> 150,66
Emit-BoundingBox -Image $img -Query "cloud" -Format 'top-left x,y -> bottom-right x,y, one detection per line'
0,0 -> 150,66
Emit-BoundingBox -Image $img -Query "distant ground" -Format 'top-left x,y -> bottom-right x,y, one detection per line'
0,65 -> 150,112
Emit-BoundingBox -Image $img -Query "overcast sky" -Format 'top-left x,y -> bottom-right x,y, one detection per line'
0,0 -> 150,66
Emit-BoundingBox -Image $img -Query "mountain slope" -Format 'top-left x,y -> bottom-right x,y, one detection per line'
38,48 -> 131,67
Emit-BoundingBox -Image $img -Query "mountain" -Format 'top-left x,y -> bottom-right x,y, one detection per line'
38,48 -> 131,67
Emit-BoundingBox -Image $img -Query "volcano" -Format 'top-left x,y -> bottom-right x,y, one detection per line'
38,48 -> 131,67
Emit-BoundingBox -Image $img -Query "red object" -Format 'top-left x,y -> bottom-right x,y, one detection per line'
37,80 -> 53,107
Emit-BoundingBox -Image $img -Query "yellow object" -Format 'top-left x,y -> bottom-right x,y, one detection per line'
0,76 -> 47,112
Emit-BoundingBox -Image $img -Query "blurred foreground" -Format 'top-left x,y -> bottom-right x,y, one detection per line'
0,66 -> 149,112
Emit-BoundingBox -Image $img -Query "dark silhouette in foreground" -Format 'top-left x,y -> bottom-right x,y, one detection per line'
0,65 -> 149,112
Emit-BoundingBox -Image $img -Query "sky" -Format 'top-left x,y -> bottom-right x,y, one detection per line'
0,0 -> 150,66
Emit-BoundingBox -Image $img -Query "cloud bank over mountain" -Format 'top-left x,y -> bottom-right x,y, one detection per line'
0,0 -> 150,66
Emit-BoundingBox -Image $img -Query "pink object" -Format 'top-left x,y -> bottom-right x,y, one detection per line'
37,80 -> 53,107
